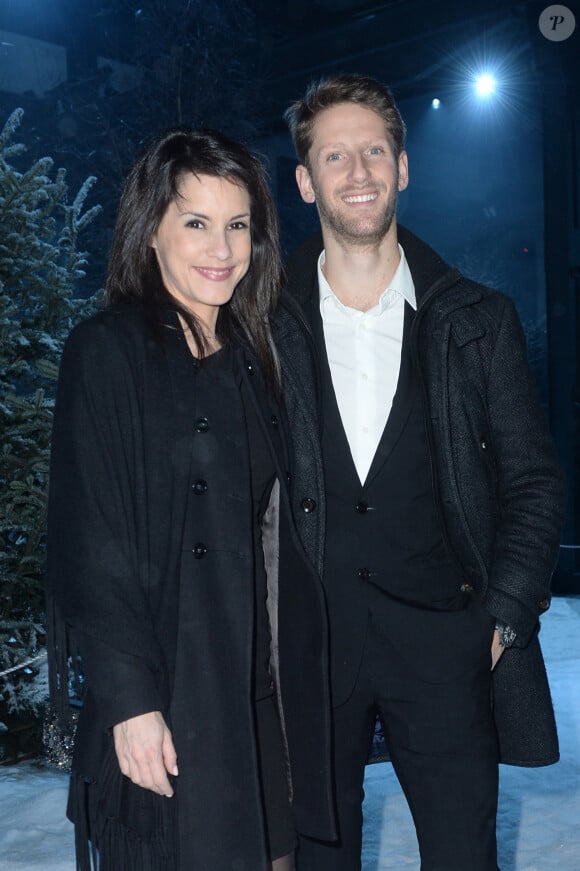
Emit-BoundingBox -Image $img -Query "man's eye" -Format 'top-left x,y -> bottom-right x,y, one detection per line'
327,153 -> 341,162
368,147 -> 384,155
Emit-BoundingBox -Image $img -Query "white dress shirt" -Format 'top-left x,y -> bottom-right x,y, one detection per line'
318,245 -> 417,484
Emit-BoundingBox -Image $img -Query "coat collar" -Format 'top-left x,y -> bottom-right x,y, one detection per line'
284,224 -> 483,319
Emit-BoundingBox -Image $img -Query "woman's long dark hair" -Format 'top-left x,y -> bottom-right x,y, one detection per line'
105,127 -> 282,391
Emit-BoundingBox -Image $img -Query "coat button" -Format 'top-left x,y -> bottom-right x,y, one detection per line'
480,439 -> 488,450
195,417 -> 209,433
358,567 -> 371,581
355,501 -> 368,514
192,479 -> 208,495
246,360 -> 254,374
538,597 -> 551,612
193,543 -> 207,559
460,582 -> 474,594
270,414 -> 279,427
300,497 -> 316,513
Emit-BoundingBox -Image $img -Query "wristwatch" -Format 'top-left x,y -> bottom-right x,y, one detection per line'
495,621 -> 517,648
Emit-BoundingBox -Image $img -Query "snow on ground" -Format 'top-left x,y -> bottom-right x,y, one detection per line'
0,595 -> 578,870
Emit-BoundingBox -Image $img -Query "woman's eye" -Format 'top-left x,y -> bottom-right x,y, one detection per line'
229,221 -> 249,231
186,219 -> 203,229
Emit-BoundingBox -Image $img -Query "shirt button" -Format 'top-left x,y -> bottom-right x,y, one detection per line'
192,479 -> 208,495
193,543 -> 207,559
355,501 -> 369,514
300,497 -> 316,513
195,417 -> 209,433
358,567 -> 371,581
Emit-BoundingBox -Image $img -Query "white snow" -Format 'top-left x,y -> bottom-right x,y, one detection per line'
0,595 -> 578,870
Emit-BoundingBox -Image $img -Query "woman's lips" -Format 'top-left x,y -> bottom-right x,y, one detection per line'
194,266 -> 235,281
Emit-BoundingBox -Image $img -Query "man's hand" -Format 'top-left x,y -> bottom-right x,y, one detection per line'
491,629 -> 505,671
113,710 -> 178,797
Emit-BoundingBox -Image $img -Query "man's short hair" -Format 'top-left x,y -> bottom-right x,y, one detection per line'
284,73 -> 407,167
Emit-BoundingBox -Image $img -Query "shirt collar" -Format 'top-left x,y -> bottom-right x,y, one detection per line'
318,244 -> 417,314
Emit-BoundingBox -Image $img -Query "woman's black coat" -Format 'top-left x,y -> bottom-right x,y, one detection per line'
46,304 -> 335,869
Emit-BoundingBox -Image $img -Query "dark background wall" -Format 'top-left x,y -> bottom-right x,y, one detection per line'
0,0 -> 578,589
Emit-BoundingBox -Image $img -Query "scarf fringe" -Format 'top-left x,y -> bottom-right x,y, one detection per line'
68,750 -> 177,871
45,590 -> 79,735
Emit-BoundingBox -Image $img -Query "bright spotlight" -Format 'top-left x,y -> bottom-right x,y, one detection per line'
432,98 -> 441,109
475,73 -> 496,98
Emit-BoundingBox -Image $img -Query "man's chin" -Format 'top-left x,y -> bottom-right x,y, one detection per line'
328,216 -> 395,248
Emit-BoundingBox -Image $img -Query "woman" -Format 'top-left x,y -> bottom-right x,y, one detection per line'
46,128 -> 335,870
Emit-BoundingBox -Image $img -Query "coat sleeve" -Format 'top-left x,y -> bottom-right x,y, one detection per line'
479,297 -> 566,645
46,316 -> 168,729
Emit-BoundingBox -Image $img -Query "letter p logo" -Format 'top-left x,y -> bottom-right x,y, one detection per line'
539,5 -> 576,41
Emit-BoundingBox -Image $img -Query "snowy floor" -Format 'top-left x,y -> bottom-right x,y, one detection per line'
0,595 -> 578,870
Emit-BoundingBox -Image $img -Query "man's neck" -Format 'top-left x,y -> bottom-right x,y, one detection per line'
321,223 -> 401,312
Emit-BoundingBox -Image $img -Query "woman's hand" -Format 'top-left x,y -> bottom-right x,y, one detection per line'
113,710 -> 178,797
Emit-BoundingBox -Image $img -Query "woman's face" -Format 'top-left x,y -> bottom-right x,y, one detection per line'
150,172 -> 252,326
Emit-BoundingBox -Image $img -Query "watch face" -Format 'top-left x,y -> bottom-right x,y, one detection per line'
498,625 -> 517,647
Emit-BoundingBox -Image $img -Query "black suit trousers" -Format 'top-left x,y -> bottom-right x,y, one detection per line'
297,596 -> 501,871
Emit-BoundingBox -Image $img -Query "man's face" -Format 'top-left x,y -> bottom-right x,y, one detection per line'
296,102 -> 408,248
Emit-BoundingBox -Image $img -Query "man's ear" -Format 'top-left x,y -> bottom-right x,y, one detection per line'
398,151 -> 409,192
296,164 -> 316,204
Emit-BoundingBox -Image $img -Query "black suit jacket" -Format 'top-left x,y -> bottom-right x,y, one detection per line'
275,226 -> 566,766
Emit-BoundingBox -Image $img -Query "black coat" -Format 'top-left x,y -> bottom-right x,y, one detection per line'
275,226 -> 567,767
46,304 -> 335,870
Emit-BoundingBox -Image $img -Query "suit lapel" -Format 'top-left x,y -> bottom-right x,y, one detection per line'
364,303 -> 417,487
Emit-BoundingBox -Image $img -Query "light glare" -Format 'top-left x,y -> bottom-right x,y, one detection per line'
475,73 -> 496,97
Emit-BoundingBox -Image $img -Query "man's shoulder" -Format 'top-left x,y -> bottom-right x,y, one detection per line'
284,233 -> 323,302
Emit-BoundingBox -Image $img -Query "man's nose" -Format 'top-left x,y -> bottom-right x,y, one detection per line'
348,152 -> 371,182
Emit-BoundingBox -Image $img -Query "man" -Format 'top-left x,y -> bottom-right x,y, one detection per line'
274,73 -> 566,871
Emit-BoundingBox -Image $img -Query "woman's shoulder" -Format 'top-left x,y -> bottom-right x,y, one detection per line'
64,303 -> 154,359
70,302 -> 149,339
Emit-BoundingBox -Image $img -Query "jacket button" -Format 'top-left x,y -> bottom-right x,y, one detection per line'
538,597 -> 551,612
481,439 -> 488,450
355,501 -> 368,514
195,417 -> 209,433
271,414 -> 279,427
193,543 -> 207,559
246,360 -> 254,374
300,497 -> 316,513
358,567 -> 371,581
192,479 -> 208,495
460,582 -> 474,594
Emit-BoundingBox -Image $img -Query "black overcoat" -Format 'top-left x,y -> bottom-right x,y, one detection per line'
275,226 -> 567,767
46,304 -> 335,870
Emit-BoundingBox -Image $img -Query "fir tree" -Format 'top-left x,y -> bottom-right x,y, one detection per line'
0,108 -> 100,758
